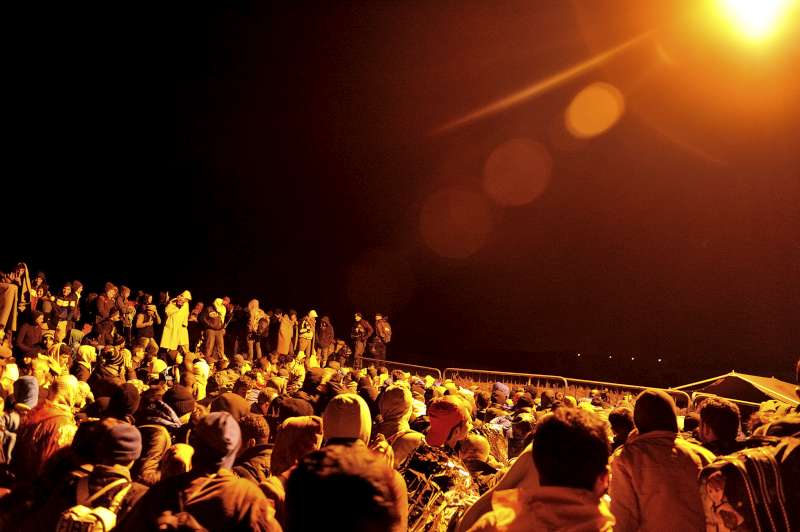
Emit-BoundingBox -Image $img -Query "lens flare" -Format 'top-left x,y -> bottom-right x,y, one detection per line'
565,82 -> 625,139
719,0 -> 795,40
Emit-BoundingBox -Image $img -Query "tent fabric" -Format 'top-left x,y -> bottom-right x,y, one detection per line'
677,372 -> 798,406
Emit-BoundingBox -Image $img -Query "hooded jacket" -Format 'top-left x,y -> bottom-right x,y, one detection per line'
467,486 -> 614,532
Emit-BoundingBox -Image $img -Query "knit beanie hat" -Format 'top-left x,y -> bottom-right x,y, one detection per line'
190,411 -> 241,470
210,392 -> 250,422
275,397 -> 314,423
163,384 -> 196,417
100,422 -> 143,464
14,375 -> 39,408
107,383 -> 141,419
634,389 -> 679,434
322,393 -> 372,444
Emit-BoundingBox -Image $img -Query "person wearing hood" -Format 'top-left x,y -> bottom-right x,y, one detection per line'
376,385 -> 425,467
12,374 -> 79,479
609,389 -> 714,532
297,310 -> 317,367
246,299 -> 267,362
467,407 -> 614,532
322,393 -> 372,447
316,315 -> 335,367
200,297 -> 227,363
118,411 -> 281,532
159,291 -> 191,352
210,392 -> 251,422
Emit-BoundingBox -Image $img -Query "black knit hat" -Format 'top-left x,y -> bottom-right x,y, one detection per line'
163,384 -> 196,417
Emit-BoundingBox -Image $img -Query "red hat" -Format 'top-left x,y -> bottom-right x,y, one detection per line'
426,397 -> 469,447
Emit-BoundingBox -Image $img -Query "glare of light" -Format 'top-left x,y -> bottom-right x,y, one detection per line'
631,356 -> 636,361
483,139 -> 552,207
719,0 -> 795,40
577,353 -> 582,357
658,358 -> 663,363
565,82 -> 625,139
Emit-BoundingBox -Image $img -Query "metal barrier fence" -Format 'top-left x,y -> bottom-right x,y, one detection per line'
564,377 -> 692,409
359,356 -> 442,381
443,368 -> 568,393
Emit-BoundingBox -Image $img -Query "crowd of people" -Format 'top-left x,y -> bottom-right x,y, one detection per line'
0,262 -> 798,531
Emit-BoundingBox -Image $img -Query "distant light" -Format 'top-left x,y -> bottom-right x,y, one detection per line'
718,0 -> 795,40
565,82 -> 625,139
577,353 -> 582,357
608,355 -> 613,359
658,358 -> 663,363
631,356 -> 636,361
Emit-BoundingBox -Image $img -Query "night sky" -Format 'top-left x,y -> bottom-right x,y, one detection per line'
5,2 -> 799,385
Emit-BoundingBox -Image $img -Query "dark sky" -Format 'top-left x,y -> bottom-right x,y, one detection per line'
5,2 -> 799,384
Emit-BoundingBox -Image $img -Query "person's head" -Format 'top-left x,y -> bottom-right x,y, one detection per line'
120,286 -> 131,299
98,419 -> 142,467
271,415 -> 324,476
42,331 -> 55,349
378,385 -> 413,424
14,375 -> 39,409
286,443 -> 407,532
375,313 -> 383,321
238,414 -> 270,452
458,432 -> 491,462
354,312 -> 362,322
699,397 -> 740,444
426,396 -> 472,447
308,310 -> 318,320
189,411 -> 242,472
32,311 -> 44,326
163,384 -> 196,419
322,393 -> 372,445
50,374 -> 79,410
61,283 -> 72,297
532,407 -> 610,495
104,282 -> 117,299
608,407 -> 635,440
633,389 -> 679,434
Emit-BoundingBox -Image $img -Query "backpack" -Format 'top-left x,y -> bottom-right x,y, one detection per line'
56,477 -> 131,532
699,435 -> 800,532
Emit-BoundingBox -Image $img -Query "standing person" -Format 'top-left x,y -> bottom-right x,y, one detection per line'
160,291 -> 192,352
276,309 -> 293,358
288,310 -> 299,356
134,294 -> 160,355
200,298 -> 226,363
116,285 -> 135,343
187,301 -> 204,351
297,310 -> 317,359
54,282 -> 78,342
369,313 -> 392,361
95,283 -> 119,347
609,389 -> 714,532
316,316 -> 335,368
246,299 -> 267,362
350,312 -> 373,369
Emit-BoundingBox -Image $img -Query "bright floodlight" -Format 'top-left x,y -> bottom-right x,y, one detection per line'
720,0 -> 794,40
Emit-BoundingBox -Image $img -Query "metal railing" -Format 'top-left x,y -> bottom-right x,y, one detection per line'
359,356 -> 442,380
564,377 -> 692,409
443,368 -> 568,392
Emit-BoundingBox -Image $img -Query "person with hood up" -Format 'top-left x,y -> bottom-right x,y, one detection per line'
316,315 -> 335,367
466,407 -> 614,532
12,374 -> 79,478
322,392 -> 372,447
609,389 -> 715,532
200,297 -> 226,363
246,299 -> 267,362
160,291 -> 191,352
275,309 -> 293,356
118,411 -> 281,532
376,385 -> 425,467
297,310 -> 317,368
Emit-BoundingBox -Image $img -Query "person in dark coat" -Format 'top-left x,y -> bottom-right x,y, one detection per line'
232,414 -> 272,485
117,412 -> 281,532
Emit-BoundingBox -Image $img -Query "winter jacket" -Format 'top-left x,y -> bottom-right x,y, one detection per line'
117,470 -> 281,532
232,444 -> 272,485
467,486 -> 614,532
12,401 -> 77,478
609,430 -> 715,532
317,317 -> 334,348
160,301 -> 190,350
200,305 -> 225,331
131,424 -> 171,487
54,293 -> 77,322
351,319 -> 373,342
15,323 -> 44,356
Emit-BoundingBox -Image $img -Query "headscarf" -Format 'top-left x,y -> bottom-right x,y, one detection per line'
50,374 -> 79,409
76,345 -> 97,371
